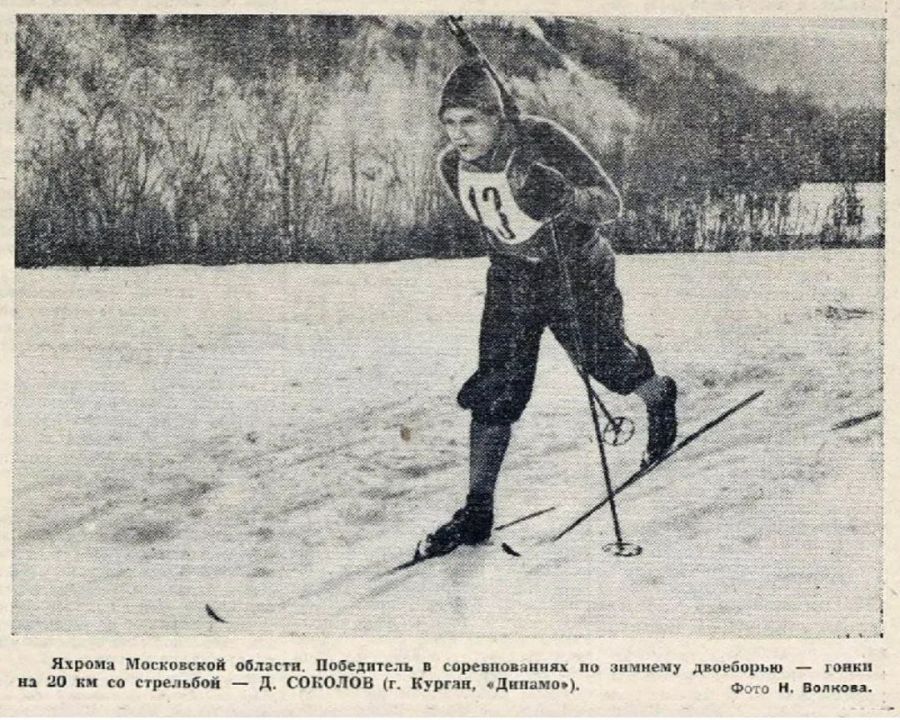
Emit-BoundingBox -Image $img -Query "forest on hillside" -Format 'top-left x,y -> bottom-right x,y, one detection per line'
15,15 -> 885,267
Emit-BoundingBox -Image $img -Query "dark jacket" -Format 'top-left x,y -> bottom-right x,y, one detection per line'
437,115 -> 622,261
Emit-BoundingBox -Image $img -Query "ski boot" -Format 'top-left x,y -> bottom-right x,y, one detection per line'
642,376 -> 678,469
416,495 -> 493,560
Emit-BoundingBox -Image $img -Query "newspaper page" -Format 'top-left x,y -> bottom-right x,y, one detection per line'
0,0 -> 896,715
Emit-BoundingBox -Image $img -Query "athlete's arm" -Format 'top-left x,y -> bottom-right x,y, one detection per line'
527,118 -> 623,224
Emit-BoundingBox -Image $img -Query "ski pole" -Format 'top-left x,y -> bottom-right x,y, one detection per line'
547,220 -> 639,556
541,229 -> 634,446
549,277 -> 636,444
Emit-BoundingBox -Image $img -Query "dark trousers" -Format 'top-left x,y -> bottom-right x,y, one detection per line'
458,232 -> 654,425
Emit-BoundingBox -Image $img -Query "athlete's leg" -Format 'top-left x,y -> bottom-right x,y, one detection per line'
547,233 -> 653,393
467,419 -> 511,506
458,256 -> 545,427
547,232 -> 677,462
421,257 -> 544,557
459,256 -> 544,504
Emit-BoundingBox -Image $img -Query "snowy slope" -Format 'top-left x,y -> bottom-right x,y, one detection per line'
13,250 -> 883,636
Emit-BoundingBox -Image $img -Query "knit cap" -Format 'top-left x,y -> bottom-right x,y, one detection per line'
438,61 -> 507,118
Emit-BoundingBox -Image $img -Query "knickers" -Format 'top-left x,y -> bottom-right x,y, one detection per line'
457,231 -> 655,425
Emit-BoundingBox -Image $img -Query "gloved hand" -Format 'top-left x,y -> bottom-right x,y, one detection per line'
508,160 -> 575,222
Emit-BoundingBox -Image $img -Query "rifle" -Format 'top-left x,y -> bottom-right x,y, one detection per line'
444,16 -> 520,122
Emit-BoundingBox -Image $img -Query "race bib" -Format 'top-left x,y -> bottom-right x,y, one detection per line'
457,162 -> 543,245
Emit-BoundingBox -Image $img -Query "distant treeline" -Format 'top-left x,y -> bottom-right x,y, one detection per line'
16,16 -> 885,267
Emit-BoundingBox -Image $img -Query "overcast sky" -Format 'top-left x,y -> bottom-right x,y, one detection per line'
590,17 -> 885,109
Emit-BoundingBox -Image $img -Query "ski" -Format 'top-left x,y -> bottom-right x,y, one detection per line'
552,389 -> 765,541
381,554 -> 428,577
381,507 -> 556,575
381,541 -> 489,577
494,505 -> 557,530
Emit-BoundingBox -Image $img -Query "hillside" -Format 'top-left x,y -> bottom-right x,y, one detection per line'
583,16 -> 885,110
15,15 -> 885,266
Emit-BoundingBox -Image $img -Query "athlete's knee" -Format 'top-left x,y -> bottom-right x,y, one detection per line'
624,343 -> 656,393
587,343 -> 655,396
581,232 -> 616,284
457,371 -> 532,425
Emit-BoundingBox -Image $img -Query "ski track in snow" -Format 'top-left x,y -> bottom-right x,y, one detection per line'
13,250 -> 883,636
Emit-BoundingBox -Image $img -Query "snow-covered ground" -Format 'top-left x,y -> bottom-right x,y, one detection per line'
13,250 -> 883,637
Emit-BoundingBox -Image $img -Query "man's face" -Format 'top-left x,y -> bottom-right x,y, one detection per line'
441,107 -> 501,162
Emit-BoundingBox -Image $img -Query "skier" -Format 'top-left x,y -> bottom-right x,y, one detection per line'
421,61 -> 678,558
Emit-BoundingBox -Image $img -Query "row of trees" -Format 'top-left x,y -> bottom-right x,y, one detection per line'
613,184 -> 883,254
17,16 -> 476,267
16,16 -> 884,267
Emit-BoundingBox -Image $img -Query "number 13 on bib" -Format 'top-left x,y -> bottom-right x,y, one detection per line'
458,165 -> 544,245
